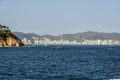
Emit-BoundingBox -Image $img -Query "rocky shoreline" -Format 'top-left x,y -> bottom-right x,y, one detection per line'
0,25 -> 24,47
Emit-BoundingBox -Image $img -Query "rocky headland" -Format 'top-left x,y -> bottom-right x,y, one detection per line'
0,25 -> 24,47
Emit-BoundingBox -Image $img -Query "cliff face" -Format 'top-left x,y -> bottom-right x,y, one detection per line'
0,31 -> 24,47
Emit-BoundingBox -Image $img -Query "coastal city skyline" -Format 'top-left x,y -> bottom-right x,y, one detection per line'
0,0 -> 120,35
14,31 -> 120,45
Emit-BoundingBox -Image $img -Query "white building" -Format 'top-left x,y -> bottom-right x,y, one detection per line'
21,38 -> 31,44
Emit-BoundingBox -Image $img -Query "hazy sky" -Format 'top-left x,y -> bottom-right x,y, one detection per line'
0,0 -> 120,35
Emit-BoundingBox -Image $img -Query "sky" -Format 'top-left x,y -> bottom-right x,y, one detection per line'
0,0 -> 120,35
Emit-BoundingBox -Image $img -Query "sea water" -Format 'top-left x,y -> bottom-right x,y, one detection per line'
0,45 -> 120,80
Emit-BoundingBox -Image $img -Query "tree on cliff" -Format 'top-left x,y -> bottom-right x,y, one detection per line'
0,24 -> 9,30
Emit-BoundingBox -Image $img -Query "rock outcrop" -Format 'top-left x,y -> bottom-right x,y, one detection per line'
0,30 -> 24,47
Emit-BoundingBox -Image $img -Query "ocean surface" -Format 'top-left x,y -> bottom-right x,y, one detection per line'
0,45 -> 120,80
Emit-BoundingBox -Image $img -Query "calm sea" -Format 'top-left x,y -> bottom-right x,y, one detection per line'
0,45 -> 120,80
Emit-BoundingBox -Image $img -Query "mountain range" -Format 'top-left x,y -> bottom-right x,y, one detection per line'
13,31 -> 120,43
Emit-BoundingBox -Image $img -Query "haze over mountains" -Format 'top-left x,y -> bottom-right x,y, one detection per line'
13,31 -> 120,43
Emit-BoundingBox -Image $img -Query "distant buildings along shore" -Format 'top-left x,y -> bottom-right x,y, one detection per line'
21,37 -> 120,45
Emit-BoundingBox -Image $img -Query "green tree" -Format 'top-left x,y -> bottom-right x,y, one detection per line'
0,24 -> 9,30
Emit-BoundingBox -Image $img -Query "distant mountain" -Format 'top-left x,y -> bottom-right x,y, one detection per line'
13,32 -> 41,42
13,31 -> 120,43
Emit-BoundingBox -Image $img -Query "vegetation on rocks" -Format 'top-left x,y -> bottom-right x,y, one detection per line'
0,24 -> 24,47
